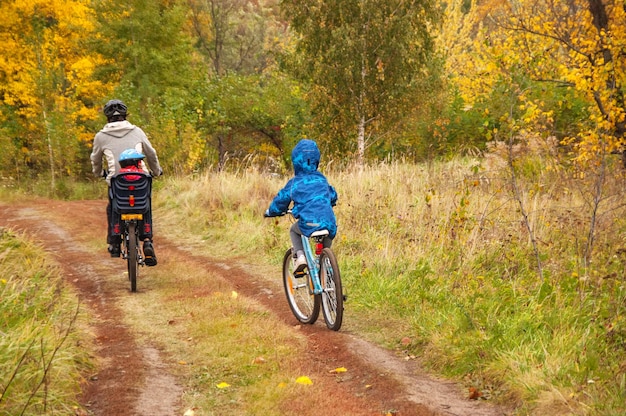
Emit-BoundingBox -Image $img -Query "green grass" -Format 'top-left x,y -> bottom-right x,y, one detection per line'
154,156 -> 626,415
0,228 -> 93,415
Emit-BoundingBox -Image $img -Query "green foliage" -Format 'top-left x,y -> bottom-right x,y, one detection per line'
92,0 -> 195,96
280,0 -> 442,161
193,72 -> 310,171
0,229 -> 92,415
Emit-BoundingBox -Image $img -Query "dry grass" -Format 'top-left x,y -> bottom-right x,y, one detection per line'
0,229 -> 93,415
155,153 -> 626,415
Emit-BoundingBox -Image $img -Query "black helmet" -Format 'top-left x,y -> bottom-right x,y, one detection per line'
103,99 -> 127,119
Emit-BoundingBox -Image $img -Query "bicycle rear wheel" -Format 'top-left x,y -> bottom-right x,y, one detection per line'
127,222 -> 138,292
320,248 -> 343,331
282,249 -> 319,324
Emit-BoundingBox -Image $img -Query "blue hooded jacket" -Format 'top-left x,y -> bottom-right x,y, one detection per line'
267,139 -> 338,238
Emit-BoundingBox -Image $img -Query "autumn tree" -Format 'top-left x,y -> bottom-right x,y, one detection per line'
0,0 -> 110,183
188,0 -> 284,76
280,0 -> 441,163
187,0 -> 304,169
443,0 -> 626,166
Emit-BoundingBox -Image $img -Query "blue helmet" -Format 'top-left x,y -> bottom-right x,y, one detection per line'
119,148 -> 145,168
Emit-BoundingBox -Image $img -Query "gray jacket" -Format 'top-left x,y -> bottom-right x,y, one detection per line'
90,120 -> 162,185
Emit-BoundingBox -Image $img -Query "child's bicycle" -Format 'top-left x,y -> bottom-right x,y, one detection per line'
279,212 -> 344,331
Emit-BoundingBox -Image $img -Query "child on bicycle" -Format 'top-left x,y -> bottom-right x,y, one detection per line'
265,139 -> 338,273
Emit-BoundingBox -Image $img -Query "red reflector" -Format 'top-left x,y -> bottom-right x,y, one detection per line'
129,185 -> 135,191
129,195 -> 135,206
315,243 -> 323,255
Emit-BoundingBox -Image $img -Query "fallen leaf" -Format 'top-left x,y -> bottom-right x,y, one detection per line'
253,356 -> 266,364
183,408 -> 197,416
295,376 -> 313,385
277,382 -> 287,388
401,337 -> 411,346
216,382 -> 230,389
178,360 -> 187,365
330,367 -> 347,373
468,386 -> 483,400
231,291 -> 238,299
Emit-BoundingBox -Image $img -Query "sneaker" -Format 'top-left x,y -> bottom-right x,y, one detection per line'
143,240 -> 157,266
293,253 -> 307,274
108,244 -> 120,258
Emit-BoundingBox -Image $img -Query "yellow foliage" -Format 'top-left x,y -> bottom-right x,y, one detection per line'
0,0 -> 113,152
441,0 -> 626,166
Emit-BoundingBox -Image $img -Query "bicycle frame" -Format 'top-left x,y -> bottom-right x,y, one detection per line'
301,231 -> 328,296
120,214 -> 144,263
120,214 -> 144,292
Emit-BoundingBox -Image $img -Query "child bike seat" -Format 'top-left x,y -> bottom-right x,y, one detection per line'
110,172 -> 152,214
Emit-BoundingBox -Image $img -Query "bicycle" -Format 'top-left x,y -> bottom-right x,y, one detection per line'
279,212 -> 344,331
110,172 -> 152,292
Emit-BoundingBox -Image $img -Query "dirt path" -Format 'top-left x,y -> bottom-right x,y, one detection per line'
0,199 -> 509,416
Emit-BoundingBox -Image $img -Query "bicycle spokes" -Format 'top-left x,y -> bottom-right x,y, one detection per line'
282,249 -> 320,325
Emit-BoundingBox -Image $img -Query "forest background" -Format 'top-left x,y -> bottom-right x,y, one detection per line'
1,0 -> 624,181
2,0 -> 626,415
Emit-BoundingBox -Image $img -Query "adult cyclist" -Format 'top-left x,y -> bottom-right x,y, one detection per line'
90,99 -> 163,266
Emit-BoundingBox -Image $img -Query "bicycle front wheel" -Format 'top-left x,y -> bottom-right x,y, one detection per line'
127,222 -> 138,292
282,249 -> 320,324
320,248 -> 343,331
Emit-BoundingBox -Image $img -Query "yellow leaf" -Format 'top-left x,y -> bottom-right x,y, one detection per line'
231,291 -> 238,299
278,382 -> 287,388
330,367 -> 347,373
216,382 -> 230,389
295,376 -> 313,385
178,361 -> 187,365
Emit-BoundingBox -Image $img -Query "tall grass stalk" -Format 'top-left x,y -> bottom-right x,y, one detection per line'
156,155 -> 626,415
0,229 -> 92,415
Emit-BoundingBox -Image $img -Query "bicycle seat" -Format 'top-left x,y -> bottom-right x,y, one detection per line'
310,230 -> 329,237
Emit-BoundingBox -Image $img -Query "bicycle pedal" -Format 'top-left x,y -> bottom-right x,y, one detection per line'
293,270 -> 307,278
